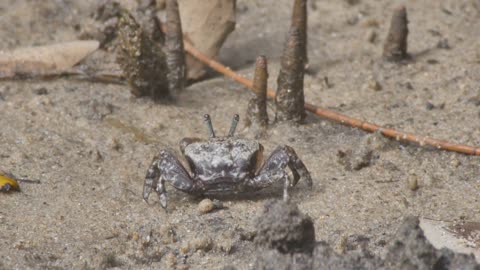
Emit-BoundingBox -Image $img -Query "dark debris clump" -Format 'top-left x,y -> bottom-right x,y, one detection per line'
253,201 -> 480,270
116,9 -> 170,101
254,200 -> 315,254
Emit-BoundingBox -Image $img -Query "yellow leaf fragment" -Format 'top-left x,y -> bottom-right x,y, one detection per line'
0,173 -> 20,192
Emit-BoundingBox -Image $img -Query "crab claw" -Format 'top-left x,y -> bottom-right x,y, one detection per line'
143,150 -> 195,209
143,169 -> 168,209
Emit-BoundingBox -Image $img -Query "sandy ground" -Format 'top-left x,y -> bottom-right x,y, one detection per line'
1,0 -> 479,269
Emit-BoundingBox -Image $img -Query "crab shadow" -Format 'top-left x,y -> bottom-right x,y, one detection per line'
167,182 -> 321,208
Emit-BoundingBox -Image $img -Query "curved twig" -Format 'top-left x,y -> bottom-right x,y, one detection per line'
183,41 -> 480,156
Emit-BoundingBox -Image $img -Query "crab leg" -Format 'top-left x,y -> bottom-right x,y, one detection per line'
143,149 -> 194,208
249,145 -> 312,201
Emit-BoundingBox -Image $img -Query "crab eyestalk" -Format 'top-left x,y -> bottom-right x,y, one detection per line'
228,114 -> 240,137
204,114 -> 216,138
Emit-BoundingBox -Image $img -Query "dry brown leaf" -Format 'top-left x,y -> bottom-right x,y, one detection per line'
178,0 -> 236,80
0,40 -> 99,78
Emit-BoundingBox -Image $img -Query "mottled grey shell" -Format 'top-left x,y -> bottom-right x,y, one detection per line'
184,138 -> 260,182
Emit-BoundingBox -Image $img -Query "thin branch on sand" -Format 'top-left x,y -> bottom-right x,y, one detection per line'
182,41 -> 480,156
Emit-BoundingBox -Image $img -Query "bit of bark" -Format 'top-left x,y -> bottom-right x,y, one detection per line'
93,0 -> 122,22
383,6 -> 409,61
275,28 -> 306,123
80,1 -> 122,48
136,0 -> 165,43
81,1 -> 164,48
116,9 -> 169,100
179,0 -> 236,79
291,0 -> 308,68
165,0 -> 186,96
137,0 -> 157,12
245,56 -> 269,138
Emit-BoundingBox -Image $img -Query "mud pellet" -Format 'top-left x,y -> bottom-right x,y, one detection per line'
192,236 -> 213,252
198,198 -> 215,214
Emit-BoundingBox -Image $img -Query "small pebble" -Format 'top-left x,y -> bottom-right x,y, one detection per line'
191,236 -> 213,252
33,87 -> 48,95
365,29 -> 377,43
198,198 -> 215,214
426,102 -> 435,110
180,242 -> 190,254
450,158 -> 461,168
407,174 -> 419,191
369,79 -> 382,91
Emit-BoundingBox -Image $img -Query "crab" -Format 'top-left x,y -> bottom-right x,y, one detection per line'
143,114 -> 312,208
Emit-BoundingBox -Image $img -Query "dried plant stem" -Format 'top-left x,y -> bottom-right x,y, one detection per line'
183,40 -> 480,156
0,68 -> 125,84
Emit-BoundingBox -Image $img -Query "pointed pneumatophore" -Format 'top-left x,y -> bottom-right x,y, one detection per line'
275,28 -> 306,123
291,0 -> 308,68
165,0 -> 186,97
383,6 -> 409,62
245,55 -> 269,138
116,9 -> 169,101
